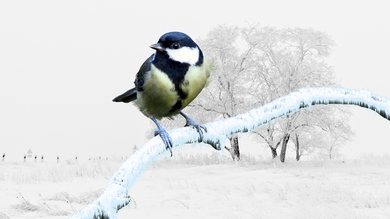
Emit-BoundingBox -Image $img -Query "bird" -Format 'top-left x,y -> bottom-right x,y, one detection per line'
113,32 -> 212,156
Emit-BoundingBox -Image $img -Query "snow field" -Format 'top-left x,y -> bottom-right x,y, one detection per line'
1,157 -> 389,219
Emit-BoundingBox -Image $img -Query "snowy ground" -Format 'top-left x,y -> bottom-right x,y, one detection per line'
1,156 -> 390,219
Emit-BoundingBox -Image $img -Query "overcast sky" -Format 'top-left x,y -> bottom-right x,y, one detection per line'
1,0 -> 390,162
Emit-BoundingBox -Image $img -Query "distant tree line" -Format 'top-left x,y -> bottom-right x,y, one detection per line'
0,152 -> 128,163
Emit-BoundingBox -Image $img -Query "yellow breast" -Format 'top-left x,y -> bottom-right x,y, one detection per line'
181,59 -> 212,108
135,59 -> 212,119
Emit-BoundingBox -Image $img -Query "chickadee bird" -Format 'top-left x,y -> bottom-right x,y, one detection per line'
113,32 -> 212,156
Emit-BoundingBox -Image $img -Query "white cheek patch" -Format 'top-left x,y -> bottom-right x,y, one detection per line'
166,47 -> 199,65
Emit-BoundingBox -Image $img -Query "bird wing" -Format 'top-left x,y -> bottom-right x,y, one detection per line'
112,54 -> 154,103
134,54 -> 154,91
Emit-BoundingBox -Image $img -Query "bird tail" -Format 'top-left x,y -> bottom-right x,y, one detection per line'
112,88 -> 137,103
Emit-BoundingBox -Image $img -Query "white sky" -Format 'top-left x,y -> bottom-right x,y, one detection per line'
1,0 -> 390,162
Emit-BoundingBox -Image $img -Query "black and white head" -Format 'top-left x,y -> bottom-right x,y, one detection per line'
150,32 -> 203,66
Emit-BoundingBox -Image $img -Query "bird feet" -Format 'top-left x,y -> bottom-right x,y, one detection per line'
151,116 -> 173,156
154,128 -> 173,156
180,112 -> 207,142
180,112 -> 221,151
150,113 -> 210,157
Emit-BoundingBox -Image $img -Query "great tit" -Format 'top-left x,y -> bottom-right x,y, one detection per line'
113,32 -> 212,156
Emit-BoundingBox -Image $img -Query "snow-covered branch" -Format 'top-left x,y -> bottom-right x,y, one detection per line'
71,87 -> 390,219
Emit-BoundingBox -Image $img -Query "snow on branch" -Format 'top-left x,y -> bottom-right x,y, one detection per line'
70,87 -> 390,219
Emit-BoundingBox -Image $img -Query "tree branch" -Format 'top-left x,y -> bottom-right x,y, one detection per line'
71,87 -> 390,219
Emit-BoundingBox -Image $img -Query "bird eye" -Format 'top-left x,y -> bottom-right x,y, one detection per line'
171,43 -> 181,49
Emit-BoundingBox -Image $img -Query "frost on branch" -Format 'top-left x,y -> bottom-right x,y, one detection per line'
70,87 -> 390,219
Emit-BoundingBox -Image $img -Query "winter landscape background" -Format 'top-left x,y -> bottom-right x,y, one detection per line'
1,0 -> 390,218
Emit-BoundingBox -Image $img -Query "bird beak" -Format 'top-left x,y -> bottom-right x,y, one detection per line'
150,43 -> 165,51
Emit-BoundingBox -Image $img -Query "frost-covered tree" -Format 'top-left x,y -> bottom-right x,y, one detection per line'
196,25 -> 352,161
241,26 -> 353,161
192,25 -> 260,160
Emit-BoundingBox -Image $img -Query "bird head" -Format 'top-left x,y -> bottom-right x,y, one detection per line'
150,32 -> 202,66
